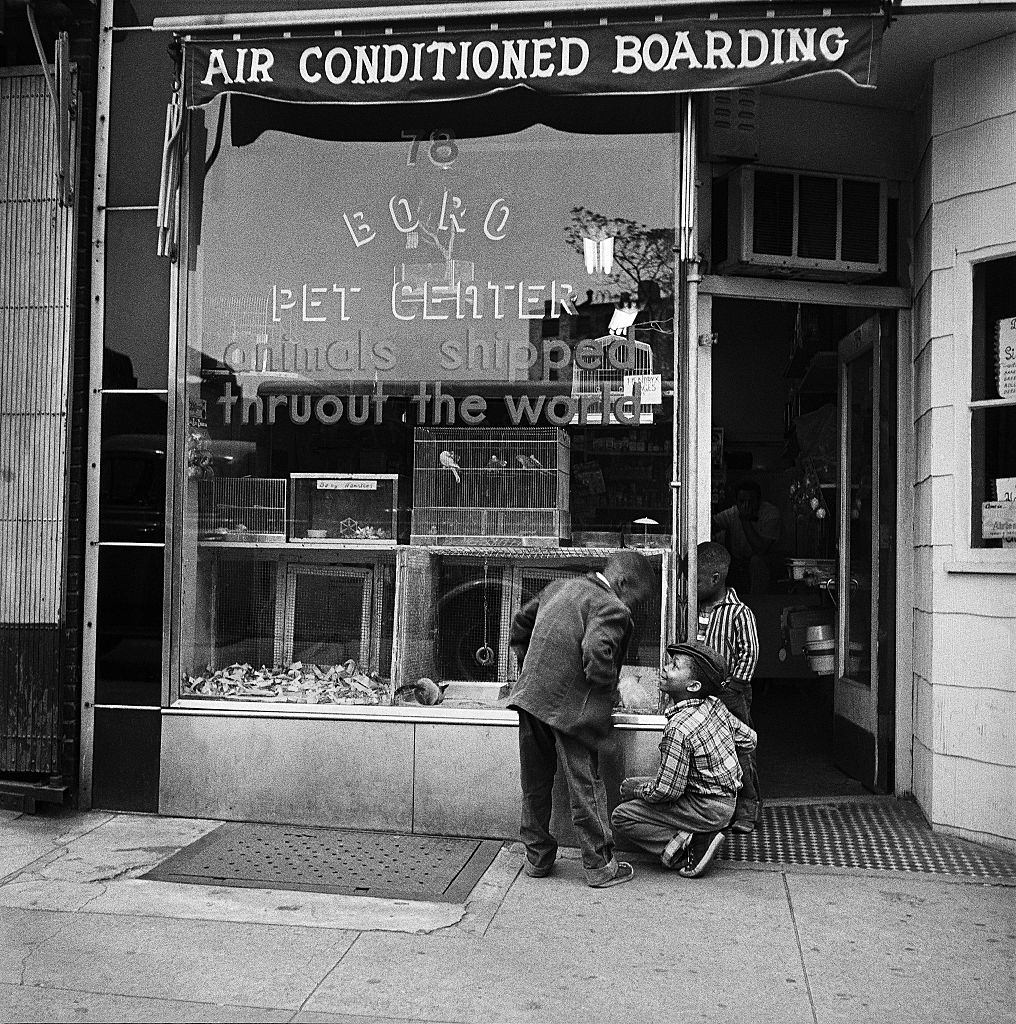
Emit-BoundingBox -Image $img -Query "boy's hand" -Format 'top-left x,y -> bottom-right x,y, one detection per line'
619,778 -> 641,801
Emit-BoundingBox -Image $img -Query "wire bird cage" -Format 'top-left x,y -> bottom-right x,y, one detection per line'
571,337 -> 654,397
198,478 -> 287,542
411,427 -> 570,546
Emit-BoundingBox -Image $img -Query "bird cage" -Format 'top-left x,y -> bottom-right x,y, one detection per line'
571,336 -> 654,398
289,474 -> 398,545
198,478 -> 287,542
411,427 -> 570,546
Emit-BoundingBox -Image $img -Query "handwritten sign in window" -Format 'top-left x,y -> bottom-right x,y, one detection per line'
996,318 -> 1016,399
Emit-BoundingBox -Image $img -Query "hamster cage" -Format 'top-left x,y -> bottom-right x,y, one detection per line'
289,474 -> 398,545
410,427 -> 570,546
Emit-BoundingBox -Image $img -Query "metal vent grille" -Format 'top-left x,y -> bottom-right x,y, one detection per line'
752,171 -> 794,256
143,823 -> 503,902
722,801 -> 1016,881
841,178 -> 882,263
797,175 -> 838,260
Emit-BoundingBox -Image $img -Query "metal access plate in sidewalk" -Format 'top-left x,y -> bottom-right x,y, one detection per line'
721,799 -> 1016,882
142,823 -> 502,902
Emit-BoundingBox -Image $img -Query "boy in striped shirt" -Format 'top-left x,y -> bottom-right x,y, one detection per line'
611,641 -> 757,877
697,540 -> 761,832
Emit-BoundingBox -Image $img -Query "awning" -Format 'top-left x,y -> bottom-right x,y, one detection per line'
181,14 -> 884,108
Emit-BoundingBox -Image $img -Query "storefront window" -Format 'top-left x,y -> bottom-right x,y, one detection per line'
173,95 -> 674,709
971,256 -> 1016,548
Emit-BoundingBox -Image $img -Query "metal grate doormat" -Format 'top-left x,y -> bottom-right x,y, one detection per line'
142,824 -> 502,902
721,800 -> 1016,882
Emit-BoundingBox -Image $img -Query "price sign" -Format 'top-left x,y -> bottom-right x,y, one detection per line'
623,373 -> 663,405
982,501 -> 1016,539
997,478 -> 1016,502
996,318 -> 1016,399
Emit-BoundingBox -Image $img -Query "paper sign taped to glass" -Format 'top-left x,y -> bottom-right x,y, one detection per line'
996,318 -> 1016,399
624,373 -> 663,404
981,501 -> 1016,539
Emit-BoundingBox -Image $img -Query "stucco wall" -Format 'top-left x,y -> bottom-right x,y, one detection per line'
911,32 -> 1016,853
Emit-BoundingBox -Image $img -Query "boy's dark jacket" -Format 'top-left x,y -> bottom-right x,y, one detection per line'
509,573 -> 633,748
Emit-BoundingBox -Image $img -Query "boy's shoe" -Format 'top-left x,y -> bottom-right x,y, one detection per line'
729,819 -> 755,835
588,861 -> 635,888
523,858 -> 554,878
661,835 -> 689,869
677,831 -> 725,878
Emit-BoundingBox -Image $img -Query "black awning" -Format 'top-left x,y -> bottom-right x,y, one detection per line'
182,13 -> 884,109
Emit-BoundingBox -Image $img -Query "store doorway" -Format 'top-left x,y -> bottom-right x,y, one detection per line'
707,298 -> 897,799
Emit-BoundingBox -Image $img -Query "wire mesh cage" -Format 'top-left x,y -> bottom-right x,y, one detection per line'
435,563 -> 505,682
571,338 -> 654,397
411,428 -> 570,546
198,478 -> 287,542
290,474 -> 398,544
285,566 -> 372,666
210,560 -> 278,669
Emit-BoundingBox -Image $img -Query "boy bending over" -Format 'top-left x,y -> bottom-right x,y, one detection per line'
611,641 -> 757,878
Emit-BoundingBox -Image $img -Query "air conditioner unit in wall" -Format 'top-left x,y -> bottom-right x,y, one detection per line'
717,166 -> 888,280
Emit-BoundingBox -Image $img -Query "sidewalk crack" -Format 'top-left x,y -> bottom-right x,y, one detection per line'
783,872 -> 818,1024
291,931 -> 362,1020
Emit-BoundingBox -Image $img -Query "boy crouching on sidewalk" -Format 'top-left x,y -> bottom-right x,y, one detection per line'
611,641 -> 757,878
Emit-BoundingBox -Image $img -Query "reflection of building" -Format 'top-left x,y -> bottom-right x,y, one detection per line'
77,3 -> 1016,862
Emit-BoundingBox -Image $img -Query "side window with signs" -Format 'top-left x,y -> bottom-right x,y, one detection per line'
971,256 -> 1016,548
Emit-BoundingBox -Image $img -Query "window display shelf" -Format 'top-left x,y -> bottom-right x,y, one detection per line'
198,539 -> 397,550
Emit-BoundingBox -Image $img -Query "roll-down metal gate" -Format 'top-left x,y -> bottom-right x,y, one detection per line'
0,67 -> 78,775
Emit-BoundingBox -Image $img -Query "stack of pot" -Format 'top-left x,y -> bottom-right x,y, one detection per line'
804,625 -> 862,675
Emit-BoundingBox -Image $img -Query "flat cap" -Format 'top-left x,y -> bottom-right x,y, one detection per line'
664,640 -> 728,688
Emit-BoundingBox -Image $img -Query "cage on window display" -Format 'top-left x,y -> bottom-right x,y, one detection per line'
391,549 -> 670,709
182,554 -> 396,706
570,336 -> 654,399
411,428 -> 570,546
289,474 -> 398,544
197,478 -> 287,543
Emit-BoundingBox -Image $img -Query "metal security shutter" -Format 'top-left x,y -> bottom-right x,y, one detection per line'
0,67 -> 77,773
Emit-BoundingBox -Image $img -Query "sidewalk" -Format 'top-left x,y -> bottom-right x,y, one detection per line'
1,807 -> 1014,1024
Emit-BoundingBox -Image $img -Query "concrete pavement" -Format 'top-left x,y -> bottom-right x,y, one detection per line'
1,808 -> 1013,1023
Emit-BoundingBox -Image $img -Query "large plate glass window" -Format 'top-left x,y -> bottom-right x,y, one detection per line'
171,94 -> 675,710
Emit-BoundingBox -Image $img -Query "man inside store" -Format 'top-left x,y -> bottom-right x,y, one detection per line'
712,479 -> 781,594
509,550 -> 655,888
696,540 -> 761,833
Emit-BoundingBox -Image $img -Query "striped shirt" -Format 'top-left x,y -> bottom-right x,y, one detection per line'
635,696 -> 757,803
697,588 -> 759,688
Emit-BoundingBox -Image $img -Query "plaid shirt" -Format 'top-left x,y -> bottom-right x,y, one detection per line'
635,696 -> 757,803
698,588 -> 759,688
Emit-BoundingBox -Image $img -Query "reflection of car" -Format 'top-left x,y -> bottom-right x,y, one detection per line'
100,434 -> 167,542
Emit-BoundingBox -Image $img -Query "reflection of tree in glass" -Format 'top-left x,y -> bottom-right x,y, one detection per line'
565,206 -> 675,299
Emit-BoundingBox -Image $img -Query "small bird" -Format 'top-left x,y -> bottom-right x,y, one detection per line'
440,450 -> 461,483
488,455 -> 508,469
518,453 -> 552,477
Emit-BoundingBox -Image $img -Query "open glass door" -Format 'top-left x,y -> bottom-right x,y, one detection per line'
833,313 -> 894,790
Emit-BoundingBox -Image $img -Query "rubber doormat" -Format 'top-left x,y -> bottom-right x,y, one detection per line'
721,800 -> 1016,882
142,823 -> 502,902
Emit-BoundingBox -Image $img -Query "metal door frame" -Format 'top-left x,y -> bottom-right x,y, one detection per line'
697,276 -> 912,796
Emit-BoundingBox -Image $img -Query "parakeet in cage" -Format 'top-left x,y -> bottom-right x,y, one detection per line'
440,450 -> 462,483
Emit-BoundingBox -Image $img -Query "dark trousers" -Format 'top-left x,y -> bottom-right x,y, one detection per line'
719,683 -> 762,826
516,709 -> 618,885
612,791 -> 736,859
